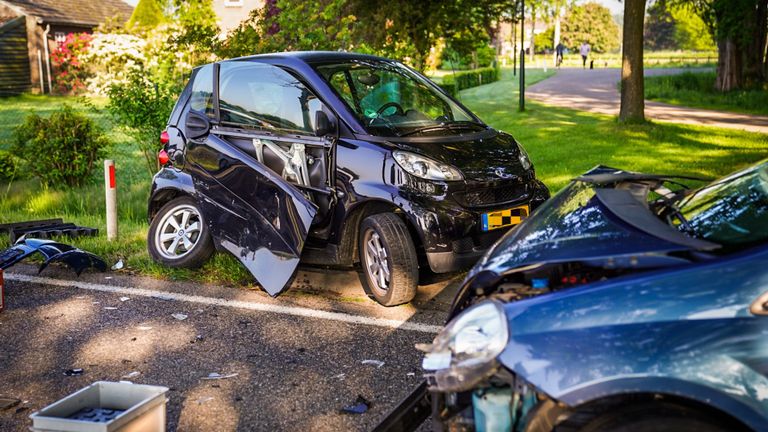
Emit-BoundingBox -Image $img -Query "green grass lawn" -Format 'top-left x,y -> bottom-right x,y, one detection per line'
645,71 -> 768,117
0,70 -> 766,287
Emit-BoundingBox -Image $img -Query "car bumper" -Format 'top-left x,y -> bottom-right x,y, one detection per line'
407,179 -> 550,273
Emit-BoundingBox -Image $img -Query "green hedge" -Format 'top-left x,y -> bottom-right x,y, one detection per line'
439,66 -> 501,96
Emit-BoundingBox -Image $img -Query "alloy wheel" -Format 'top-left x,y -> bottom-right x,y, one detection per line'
364,229 -> 391,296
154,204 -> 203,260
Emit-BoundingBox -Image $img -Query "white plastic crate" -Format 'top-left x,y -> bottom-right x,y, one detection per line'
29,381 -> 168,432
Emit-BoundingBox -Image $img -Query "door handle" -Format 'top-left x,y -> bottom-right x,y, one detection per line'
750,291 -> 768,316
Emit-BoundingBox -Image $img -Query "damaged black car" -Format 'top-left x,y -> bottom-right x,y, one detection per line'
147,52 -> 549,306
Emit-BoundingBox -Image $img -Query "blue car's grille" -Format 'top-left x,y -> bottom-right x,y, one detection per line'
454,183 -> 529,208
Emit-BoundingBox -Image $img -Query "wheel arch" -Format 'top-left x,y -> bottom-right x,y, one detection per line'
337,199 -> 425,266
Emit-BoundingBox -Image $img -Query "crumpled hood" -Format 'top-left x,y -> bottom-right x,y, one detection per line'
467,173 -> 694,279
391,130 -> 531,181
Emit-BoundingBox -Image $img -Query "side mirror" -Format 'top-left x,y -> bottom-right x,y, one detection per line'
185,110 -> 211,140
314,110 -> 336,137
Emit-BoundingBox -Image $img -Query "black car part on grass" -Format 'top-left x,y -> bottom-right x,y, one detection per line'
0,238 -> 107,275
0,219 -> 99,243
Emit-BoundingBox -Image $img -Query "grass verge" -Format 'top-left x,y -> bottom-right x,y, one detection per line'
645,71 -> 768,116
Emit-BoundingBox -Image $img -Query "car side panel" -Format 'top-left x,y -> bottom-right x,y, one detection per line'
497,246 -> 768,430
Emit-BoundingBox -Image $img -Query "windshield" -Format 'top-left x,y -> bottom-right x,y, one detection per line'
314,60 -> 481,137
675,161 -> 768,249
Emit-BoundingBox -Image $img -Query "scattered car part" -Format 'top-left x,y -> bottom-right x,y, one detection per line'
63,368 -> 84,376
0,238 -> 107,275
0,219 -> 98,243
340,395 -> 371,415
200,372 -> 238,380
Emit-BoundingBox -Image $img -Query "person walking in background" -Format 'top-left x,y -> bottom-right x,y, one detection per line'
555,42 -> 565,68
580,42 -> 591,69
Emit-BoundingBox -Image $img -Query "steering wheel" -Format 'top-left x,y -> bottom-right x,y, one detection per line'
376,102 -> 405,117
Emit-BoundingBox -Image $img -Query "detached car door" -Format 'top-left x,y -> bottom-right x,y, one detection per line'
183,61 -> 330,296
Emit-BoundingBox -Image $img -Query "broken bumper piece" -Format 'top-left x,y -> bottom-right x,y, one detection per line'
0,238 -> 107,275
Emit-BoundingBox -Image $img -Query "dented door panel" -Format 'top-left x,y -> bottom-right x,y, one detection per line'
187,132 -> 317,296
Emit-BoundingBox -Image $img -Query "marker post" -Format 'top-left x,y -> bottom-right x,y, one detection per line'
104,160 -> 118,241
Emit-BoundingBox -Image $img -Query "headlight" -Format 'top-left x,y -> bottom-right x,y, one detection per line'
394,151 -> 464,181
419,301 -> 508,392
518,145 -> 532,171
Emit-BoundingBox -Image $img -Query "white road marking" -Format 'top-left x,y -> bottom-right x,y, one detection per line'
4,273 -> 442,334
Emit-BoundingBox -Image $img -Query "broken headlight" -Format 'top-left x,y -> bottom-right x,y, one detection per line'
394,151 -> 464,181
420,300 -> 508,392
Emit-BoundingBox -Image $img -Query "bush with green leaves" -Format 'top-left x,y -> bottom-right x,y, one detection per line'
11,106 -> 109,187
440,66 -> 501,96
0,151 -> 19,181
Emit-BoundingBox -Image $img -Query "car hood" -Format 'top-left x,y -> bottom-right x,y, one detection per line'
467,166 -> 717,279
389,129 -> 531,182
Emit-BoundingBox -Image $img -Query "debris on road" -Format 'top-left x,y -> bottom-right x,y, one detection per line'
0,397 -> 21,410
196,396 -> 214,405
121,371 -> 141,380
119,296 -> 130,302
331,373 -> 346,380
0,219 -> 98,243
104,306 -> 118,310
362,359 -> 385,368
137,325 -> 153,331
171,313 -> 188,321
200,372 -> 238,380
0,238 -> 106,275
340,395 -> 371,414
64,368 -> 84,376
111,259 -> 124,271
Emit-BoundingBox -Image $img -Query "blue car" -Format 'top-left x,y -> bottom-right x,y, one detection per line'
376,160 -> 768,432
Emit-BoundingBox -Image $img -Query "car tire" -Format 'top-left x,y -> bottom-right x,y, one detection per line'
148,196 -> 214,269
576,401 -> 741,432
358,213 -> 418,307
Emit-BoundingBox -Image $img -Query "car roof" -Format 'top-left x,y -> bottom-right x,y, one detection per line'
224,51 -> 393,65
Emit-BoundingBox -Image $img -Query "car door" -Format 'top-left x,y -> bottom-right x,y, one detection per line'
182,61 -> 334,296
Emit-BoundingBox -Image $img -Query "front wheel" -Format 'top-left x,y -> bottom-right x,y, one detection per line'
358,213 -> 418,307
577,402 -> 743,432
148,196 -> 214,269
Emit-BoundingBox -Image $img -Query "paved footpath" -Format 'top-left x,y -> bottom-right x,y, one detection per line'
527,68 -> 768,134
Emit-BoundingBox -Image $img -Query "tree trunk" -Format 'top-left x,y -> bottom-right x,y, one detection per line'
553,8 -> 561,66
619,0 -> 646,123
715,38 -> 743,91
744,0 -> 767,85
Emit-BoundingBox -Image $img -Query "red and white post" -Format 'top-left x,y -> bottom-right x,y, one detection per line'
104,160 -> 118,241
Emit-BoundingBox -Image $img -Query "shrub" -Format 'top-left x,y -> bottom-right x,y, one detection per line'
0,151 -> 19,181
11,106 -> 109,187
440,66 -> 501,96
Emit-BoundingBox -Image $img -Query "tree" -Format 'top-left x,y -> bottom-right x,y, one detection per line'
561,2 -> 621,52
619,0 -> 647,122
684,0 -> 767,90
127,0 -> 167,32
645,1 -> 677,50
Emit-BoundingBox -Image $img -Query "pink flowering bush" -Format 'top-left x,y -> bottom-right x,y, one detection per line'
50,33 -> 92,94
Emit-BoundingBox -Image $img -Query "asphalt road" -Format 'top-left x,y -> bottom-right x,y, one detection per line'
0,263 -> 459,431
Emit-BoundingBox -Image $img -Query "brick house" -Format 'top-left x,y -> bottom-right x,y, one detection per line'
0,0 -> 133,96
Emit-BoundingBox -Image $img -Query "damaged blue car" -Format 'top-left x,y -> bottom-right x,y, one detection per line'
376,160 -> 768,432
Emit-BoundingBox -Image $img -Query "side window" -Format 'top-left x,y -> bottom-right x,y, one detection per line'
218,61 -> 321,134
190,64 -> 215,118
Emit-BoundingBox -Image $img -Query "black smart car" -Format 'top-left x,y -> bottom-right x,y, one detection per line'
147,52 -> 549,306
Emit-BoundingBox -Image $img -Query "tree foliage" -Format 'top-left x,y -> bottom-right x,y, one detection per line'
645,1 -> 715,51
561,2 -> 621,53
127,0 -> 167,32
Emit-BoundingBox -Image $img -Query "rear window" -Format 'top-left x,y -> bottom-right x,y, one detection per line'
190,64 -> 215,118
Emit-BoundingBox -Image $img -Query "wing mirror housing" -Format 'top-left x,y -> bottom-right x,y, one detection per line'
314,110 -> 337,137
185,110 -> 211,140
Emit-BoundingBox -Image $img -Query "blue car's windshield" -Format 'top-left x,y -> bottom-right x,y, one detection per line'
314,60 -> 482,137
676,161 -> 768,248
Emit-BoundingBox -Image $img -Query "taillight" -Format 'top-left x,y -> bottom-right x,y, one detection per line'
158,149 -> 170,166
160,130 -> 170,145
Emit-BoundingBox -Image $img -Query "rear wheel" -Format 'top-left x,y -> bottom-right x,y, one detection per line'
358,213 -> 418,306
148,196 -> 214,269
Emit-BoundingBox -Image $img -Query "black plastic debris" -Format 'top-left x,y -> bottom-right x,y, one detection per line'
0,397 -> 21,410
67,407 -> 126,422
0,219 -> 98,243
340,395 -> 371,415
0,238 -> 107,275
64,368 -> 84,376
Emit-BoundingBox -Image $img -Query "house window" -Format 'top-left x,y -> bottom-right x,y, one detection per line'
54,32 -> 66,46
224,0 -> 243,6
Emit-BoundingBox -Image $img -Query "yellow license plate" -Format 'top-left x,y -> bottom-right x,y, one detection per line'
481,205 -> 529,231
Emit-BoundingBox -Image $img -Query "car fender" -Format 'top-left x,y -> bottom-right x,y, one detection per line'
148,168 -> 197,221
